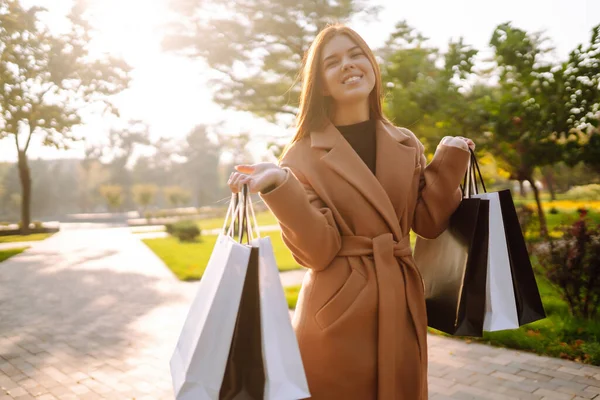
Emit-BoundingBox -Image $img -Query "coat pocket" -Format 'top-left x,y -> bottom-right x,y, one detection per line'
315,268 -> 367,330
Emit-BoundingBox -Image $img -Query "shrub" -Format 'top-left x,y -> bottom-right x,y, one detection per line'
536,209 -> 600,320
165,220 -> 201,242
563,184 -> 600,201
549,207 -> 559,215
516,204 -> 535,232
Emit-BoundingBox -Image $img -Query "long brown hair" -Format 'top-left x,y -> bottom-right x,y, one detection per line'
281,24 -> 386,159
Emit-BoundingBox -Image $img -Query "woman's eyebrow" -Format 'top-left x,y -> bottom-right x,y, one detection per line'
323,46 -> 361,64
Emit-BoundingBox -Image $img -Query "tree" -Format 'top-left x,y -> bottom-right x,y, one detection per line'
562,25 -> 600,174
380,21 -> 488,153
163,186 -> 191,208
101,121 -> 151,209
179,125 -> 221,207
483,23 -> 570,238
0,0 -> 131,233
132,184 -> 158,214
99,185 -> 124,211
163,0 -> 379,124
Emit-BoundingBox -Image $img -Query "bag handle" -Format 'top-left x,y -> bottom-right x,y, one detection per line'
223,185 -> 261,243
469,149 -> 487,194
460,149 -> 487,198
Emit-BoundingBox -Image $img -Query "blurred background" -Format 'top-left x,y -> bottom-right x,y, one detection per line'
1,0 -> 600,393
0,0 -> 598,231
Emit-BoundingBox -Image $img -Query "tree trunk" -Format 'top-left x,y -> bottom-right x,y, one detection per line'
17,151 -> 32,235
543,166 -> 556,201
519,180 -> 526,197
527,177 -> 548,239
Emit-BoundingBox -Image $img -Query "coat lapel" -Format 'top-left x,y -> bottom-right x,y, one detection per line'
375,121 -> 418,231
312,121 -> 415,238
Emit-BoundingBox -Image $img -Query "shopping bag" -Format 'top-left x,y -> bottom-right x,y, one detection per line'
170,195 -> 253,400
469,156 -> 546,327
219,244 -> 265,400
253,236 -> 311,399
171,185 -> 310,400
414,159 -> 490,337
472,190 -> 520,331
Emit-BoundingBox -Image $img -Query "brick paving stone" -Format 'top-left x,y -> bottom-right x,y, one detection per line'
1,227 -> 600,399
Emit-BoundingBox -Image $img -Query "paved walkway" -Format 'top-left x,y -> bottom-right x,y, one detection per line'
0,228 -> 599,399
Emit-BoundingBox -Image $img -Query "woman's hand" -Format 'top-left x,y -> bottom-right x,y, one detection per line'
228,162 -> 287,194
440,136 -> 476,151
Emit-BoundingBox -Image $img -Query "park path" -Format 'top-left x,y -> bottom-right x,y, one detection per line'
0,227 -> 599,399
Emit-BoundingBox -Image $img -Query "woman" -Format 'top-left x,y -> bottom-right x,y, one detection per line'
228,24 -> 474,400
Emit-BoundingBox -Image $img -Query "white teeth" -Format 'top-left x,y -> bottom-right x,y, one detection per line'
343,76 -> 361,84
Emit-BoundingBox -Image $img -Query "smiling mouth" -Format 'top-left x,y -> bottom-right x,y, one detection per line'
343,75 -> 363,84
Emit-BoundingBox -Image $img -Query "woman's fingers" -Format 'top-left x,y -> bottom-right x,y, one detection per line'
228,172 -> 249,193
235,164 -> 256,174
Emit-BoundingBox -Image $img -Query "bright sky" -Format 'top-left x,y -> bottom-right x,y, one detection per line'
0,0 -> 598,163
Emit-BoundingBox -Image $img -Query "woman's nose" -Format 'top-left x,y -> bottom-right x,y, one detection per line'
341,58 -> 355,71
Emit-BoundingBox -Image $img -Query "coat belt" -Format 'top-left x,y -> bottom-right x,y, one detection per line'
338,233 -> 426,399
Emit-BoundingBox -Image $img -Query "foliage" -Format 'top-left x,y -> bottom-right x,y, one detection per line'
99,185 -> 124,211
562,184 -> 600,201
427,268 -> 600,366
536,210 -> 600,320
180,125 -> 221,207
163,0 -> 379,124
163,186 -> 192,208
516,204 -> 536,233
132,184 -> 158,212
165,219 -> 201,242
380,21 -> 487,152
0,0 -> 130,231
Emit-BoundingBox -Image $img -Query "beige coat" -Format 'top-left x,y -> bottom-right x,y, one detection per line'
260,120 -> 470,399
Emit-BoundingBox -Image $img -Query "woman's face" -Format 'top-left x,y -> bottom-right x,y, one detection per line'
320,34 -> 376,107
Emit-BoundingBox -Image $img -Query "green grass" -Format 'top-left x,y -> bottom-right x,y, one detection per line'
425,259 -> 600,366
197,210 -> 278,231
0,247 -> 28,262
0,233 -> 53,243
525,210 -> 600,242
143,231 -> 300,281
284,285 -> 302,309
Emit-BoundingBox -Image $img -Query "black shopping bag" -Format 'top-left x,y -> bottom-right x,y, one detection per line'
468,154 -> 546,326
414,162 -> 490,337
219,187 -> 266,400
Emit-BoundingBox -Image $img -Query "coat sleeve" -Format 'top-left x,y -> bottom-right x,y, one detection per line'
259,165 -> 341,271
412,139 -> 470,239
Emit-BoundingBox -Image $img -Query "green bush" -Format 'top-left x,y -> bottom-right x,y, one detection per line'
166,220 -> 201,242
536,209 -> 600,320
516,204 -> 535,232
562,184 -> 600,200
549,207 -> 559,215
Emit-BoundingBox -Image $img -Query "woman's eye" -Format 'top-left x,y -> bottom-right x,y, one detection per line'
351,52 -> 363,58
326,61 -> 339,68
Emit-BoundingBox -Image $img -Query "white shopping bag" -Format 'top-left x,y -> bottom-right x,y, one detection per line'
170,199 -> 252,400
252,237 -> 310,400
472,192 -> 519,331
171,188 -> 310,399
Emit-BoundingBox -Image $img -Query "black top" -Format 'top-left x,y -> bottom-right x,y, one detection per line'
336,119 -> 377,175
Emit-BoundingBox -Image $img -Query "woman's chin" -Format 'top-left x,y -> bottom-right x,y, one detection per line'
333,91 -> 371,105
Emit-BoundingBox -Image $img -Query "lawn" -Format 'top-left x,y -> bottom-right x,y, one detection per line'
143,230 -> 300,281
0,233 -> 54,243
197,210 -> 278,232
424,264 -> 600,366
0,247 -> 28,262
